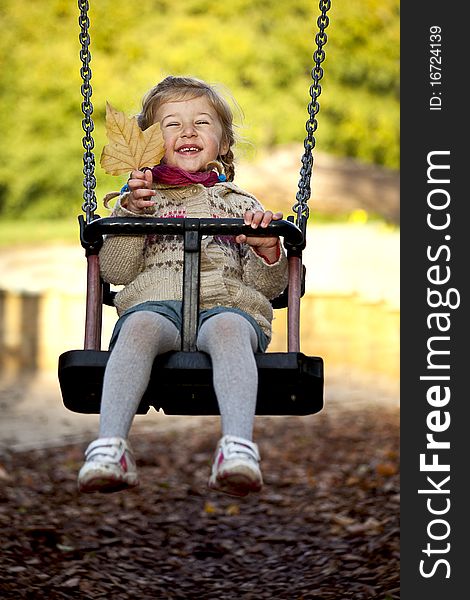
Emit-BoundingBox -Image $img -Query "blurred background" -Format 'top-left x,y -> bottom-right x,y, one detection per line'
0,0 -> 399,448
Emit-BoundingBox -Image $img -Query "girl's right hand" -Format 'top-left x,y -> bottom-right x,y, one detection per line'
124,169 -> 156,212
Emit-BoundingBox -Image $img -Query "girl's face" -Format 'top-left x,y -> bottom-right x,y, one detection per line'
155,96 -> 229,173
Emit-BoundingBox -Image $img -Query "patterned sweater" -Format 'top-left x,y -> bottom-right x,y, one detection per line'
99,181 -> 288,343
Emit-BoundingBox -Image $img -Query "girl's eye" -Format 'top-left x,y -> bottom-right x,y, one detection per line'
196,120 -> 210,125
166,122 -> 180,127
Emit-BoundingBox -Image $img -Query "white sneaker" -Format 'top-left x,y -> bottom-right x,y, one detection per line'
77,437 -> 139,493
208,435 -> 263,497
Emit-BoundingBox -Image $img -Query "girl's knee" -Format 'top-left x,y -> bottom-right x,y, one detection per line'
202,312 -> 244,335
121,311 -> 160,335
198,312 -> 257,351
117,311 -> 180,353
120,311 -> 178,343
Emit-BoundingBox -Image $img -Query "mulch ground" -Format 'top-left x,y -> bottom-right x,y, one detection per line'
0,406 -> 399,600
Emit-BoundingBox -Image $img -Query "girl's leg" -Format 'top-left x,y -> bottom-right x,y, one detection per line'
99,311 -> 181,438
197,312 -> 262,497
78,311 -> 180,493
196,312 -> 258,440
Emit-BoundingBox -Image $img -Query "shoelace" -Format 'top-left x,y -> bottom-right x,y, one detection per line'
85,441 -> 123,462
224,440 -> 259,462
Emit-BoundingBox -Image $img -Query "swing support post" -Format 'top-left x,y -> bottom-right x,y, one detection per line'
79,215 -> 103,350
287,255 -> 302,352
84,251 -> 103,350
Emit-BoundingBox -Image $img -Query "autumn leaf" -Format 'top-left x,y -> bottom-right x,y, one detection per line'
100,102 -> 165,175
203,501 -> 218,515
375,462 -> 398,477
226,504 -> 240,516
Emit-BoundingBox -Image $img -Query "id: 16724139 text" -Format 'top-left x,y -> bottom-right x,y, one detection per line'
429,25 -> 442,111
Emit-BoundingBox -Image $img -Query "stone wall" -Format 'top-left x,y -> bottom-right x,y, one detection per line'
237,147 -> 399,224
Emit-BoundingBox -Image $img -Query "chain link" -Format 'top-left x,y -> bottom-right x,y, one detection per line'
293,0 -> 331,227
78,0 -> 97,222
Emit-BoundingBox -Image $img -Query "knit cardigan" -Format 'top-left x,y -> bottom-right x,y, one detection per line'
99,181 -> 288,343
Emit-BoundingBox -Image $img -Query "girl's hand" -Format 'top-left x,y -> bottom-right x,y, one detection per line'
235,210 -> 283,264
123,169 -> 156,212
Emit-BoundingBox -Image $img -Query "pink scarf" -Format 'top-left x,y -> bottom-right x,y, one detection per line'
150,165 -> 225,187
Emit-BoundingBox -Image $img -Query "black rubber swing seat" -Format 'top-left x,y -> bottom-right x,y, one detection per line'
59,349 -> 324,416
58,216 -> 324,417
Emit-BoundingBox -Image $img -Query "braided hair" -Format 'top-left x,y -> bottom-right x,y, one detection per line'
137,76 -> 237,182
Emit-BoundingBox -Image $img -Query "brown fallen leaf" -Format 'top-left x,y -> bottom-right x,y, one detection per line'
100,102 -> 165,175
375,462 -> 398,477
226,503 -> 240,516
0,464 -> 10,480
330,513 -> 356,527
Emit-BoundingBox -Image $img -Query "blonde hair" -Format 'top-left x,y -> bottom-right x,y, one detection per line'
137,76 -> 238,181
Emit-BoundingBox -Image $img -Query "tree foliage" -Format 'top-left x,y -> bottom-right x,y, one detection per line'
0,0 -> 399,218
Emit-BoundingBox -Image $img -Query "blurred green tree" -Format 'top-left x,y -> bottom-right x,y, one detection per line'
0,0 -> 399,218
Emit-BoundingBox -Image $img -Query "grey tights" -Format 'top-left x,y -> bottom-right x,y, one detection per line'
99,311 -> 258,441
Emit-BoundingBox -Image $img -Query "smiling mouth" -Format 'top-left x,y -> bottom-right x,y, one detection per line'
177,146 -> 201,153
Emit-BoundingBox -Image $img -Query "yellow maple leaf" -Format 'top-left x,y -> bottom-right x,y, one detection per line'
203,501 -> 218,514
226,504 -> 240,516
100,102 -> 165,175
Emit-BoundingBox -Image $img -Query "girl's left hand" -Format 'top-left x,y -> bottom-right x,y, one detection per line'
235,210 -> 283,264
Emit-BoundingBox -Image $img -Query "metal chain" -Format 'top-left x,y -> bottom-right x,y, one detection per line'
293,0 -> 331,227
78,0 -> 97,222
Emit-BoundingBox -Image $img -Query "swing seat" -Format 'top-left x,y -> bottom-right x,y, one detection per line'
58,216 -> 324,417
58,349 -> 323,416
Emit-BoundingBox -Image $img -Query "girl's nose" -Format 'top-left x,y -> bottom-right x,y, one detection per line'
182,123 -> 197,137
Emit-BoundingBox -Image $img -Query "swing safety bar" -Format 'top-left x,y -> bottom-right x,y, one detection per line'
80,215 -> 305,250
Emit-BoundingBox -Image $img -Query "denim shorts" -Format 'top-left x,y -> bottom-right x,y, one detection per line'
108,300 -> 268,352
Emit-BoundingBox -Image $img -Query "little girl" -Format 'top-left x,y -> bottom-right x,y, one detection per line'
78,76 -> 288,497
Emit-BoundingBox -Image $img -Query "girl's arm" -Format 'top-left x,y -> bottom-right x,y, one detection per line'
99,196 -> 148,285
235,209 -> 284,265
99,170 -> 157,285
236,205 -> 289,300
